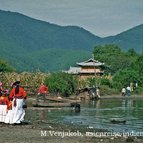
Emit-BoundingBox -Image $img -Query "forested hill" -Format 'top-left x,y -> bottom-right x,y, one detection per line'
101,24 -> 143,52
0,10 -> 143,72
0,10 -> 101,71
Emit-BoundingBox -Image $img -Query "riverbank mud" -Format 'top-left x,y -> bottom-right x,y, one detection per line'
0,121 -> 143,143
1,95 -> 143,143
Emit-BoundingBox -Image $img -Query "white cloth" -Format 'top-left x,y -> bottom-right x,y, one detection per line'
5,99 -> 25,124
127,86 -> 131,91
5,110 -> 13,124
0,105 -> 7,123
122,88 -> 126,93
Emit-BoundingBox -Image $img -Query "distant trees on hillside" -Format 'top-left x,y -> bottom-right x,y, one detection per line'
93,44 -> 134,74
0,59 -> 14,72
1,44 -> 143,95
93,44 -> 143,92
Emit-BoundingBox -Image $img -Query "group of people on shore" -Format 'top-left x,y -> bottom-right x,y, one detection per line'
0,81 -> 27,124
0,81 -> 48,124
121,82 -> 137,96
121,86 -> 131,96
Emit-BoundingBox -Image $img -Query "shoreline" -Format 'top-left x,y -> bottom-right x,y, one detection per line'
1,120 -> 143,143
28,94 -> 143,100
99,94 -> 143,99
1,95 -> 143,143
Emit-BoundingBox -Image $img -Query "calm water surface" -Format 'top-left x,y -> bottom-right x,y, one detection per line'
25,98 -> 143,132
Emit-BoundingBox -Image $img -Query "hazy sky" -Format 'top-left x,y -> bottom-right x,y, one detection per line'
0,0 -> 143,37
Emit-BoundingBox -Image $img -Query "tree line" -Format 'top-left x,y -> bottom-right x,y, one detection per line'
1,44 -> 143,95
93,44 -> 143,94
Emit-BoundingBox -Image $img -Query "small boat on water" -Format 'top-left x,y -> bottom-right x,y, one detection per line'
32,96 -> 81,112
45,97 -> 81,103
32,100 -> 81,112
110,119 -> 126,124
32,101 -> 76,107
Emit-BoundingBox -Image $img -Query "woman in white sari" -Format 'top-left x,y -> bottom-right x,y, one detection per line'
5,81 -> 27,124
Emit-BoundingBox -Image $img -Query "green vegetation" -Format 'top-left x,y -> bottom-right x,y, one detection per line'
45,72 -> 78,96
1,10 -> 143,72
0,10 -> 96,72
93,44 -> 133,74
92,44 -> 143,94
0,70 -> 78,96
111,24 -> 143,52
0,59 -> 14,72
1,10 -> 143,95
1,43 -> 143,95
0,71 -> 48,95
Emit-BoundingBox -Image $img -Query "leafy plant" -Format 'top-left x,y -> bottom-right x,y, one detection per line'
0,59 -> 14,72
45,72 -> 78,96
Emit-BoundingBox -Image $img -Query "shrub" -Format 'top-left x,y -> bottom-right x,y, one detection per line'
100,85 -> 119,96
45,72 -> 78,96
100,77 -> 112,87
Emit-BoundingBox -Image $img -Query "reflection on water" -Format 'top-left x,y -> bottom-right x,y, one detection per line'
25,98 -> 143,132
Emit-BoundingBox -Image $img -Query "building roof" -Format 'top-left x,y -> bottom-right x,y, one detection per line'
67,66 -> 81,74
79,71 -> 104,74
76,58 -> 104,67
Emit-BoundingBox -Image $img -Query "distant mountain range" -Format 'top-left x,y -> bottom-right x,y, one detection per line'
0,10 -> 143,72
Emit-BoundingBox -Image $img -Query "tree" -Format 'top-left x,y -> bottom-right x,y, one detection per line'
126,48 -> 138,57
93,44 -> 133,74
112,69 -> 139,89
45,72 -> 78,96
0,59 -> 14,72
134,54 -> 143,75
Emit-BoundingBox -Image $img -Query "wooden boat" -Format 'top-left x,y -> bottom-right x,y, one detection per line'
45,97 -> 81,103
33,101 -> 73,107
32,97 -> 81,112
32,100 -> 80,112
32,99 -> 80,107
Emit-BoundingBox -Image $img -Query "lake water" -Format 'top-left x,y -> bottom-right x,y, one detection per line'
25,98 -> 143,133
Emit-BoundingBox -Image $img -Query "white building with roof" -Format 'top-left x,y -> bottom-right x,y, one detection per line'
67,58 -> 105,79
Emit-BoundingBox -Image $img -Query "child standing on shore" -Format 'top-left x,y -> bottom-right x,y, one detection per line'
121,87 -> 126,96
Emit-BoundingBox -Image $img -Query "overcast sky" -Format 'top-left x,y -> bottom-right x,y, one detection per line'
0,0 -> 143,37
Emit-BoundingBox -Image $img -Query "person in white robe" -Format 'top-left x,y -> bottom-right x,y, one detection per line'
5,81 -> 27,124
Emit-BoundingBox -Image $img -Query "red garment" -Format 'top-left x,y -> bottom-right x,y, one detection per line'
0,96 -> 9,105
8,101 -> 12,110
0,96 -> 11,110
9,87 -> 27,100
38,85 -> 48,94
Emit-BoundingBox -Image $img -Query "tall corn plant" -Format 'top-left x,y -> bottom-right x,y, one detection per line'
0,72 -> 49,94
